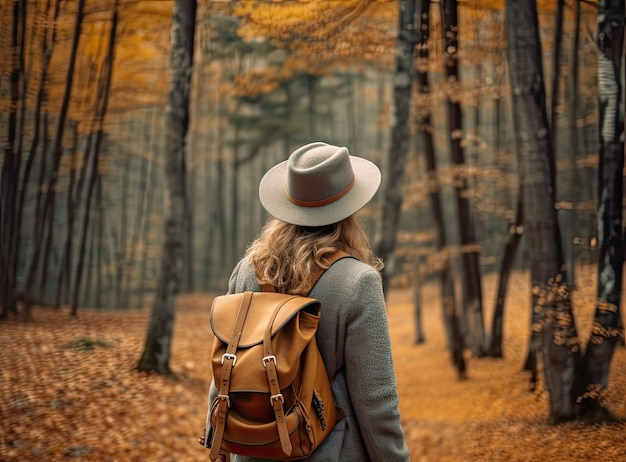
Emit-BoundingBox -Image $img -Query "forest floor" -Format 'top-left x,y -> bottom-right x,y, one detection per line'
2,270 -> 626,462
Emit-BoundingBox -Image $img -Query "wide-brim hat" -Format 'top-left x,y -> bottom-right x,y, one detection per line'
259,142 -> 381,227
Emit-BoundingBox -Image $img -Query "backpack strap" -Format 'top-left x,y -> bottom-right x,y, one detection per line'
262,302 -> 294,456
209,291 -> 254,461
258,251 -> 350,456
260,250 -> 351,294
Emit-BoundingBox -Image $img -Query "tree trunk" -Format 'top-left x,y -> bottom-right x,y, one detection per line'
72,1 -> 119,316
139,112 -> 159,305
414,0 -> 464,376
231,130 -> 240,266
56,124 -> 81,308
506,0 -> 581,424
96,179 -> 104,308
1,0 -> 25,319
137,0 -> 196,375
185,166 -> 194,293
441,0 -> 486,357
307,74 -> 316,137
579,0 -> 624,424
22,0 -> 85,319
128,119 -> 154,307
565,0 -> 581,288
549,0 -> 564,155
412,254 -> 425,345
116,151 -> 130,307
488,193 -> 523,357
374,0 -> 417,295
411,0 -> 430,347
83,181 -> 98,308
11,0 -> 60,317
550,0 -> 566,277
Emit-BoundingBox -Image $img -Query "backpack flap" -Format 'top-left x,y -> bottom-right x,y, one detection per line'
210,292 -> 321,347
210,292 -> 321,392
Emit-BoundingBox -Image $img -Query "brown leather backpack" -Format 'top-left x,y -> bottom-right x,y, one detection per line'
200,253 -> 347,460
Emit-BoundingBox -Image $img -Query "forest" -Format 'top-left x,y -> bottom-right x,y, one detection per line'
1,0 -> 625,460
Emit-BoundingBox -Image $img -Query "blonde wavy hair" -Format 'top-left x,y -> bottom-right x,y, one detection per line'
246,214 -> 383,295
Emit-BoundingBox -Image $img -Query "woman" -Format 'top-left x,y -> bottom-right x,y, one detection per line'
211,142 -> 409,461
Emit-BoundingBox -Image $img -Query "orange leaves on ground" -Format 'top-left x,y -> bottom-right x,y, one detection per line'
0,303 -> 212,461
390,271 -> 626,461
2,279 -> 625,461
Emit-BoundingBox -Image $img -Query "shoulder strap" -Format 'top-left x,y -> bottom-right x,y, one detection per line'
261,250 -> 351,294
308,250 -> 350,294
209,291 -> 253,460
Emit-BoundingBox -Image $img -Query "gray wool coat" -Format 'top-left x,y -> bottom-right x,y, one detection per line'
209,255 -> 410,462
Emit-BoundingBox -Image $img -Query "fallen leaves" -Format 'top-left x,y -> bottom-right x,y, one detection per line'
1,302 -> 211,461
1,274 -> 625,461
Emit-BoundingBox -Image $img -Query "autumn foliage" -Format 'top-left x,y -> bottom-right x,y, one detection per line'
1,0 -> 624,458
2,269 -> 625,461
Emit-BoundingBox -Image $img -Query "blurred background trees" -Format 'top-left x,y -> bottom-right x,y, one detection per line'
0,0 -> 623,423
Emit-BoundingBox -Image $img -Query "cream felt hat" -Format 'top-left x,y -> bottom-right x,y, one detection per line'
259,142 -> 381,227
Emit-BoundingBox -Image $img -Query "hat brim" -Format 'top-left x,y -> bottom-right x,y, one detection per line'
259,156 -> 381,227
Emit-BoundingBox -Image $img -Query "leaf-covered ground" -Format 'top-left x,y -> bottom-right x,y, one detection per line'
2,270 -> 625,461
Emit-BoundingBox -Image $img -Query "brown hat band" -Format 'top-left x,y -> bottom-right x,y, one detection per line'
286,177 -> 355,207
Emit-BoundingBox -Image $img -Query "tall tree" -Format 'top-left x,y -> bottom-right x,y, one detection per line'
12,0 -> 61,317
137,0 -> 197,374
414,0 -> 465,376
374,0 -> 417,294
549,0 -> 565,159
565,0 -> 582,287
506,0 -> 581,423
578,0 -> 625,424
440,0 -> 486,357
22,0 -> 85,319
0,0 -> 26,318
72,0 -> 120,315
488,194 -> 523,358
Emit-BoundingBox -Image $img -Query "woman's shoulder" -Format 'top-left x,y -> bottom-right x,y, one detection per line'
330,256 -> 382,281
317,256 -> 383,297
227,256 -> 258,293
312,257 -> 385,322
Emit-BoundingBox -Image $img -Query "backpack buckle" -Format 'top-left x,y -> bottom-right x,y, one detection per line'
221,353 -> 237,366
262,355 -> 277,367
270,393 -> 284,405
217,394 -> 231,408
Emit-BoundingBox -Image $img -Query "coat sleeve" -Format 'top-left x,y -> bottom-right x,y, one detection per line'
343,267 -> 410,461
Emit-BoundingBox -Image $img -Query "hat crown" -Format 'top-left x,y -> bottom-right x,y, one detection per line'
258,141 -> 381,227
287,143 -> 354,205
